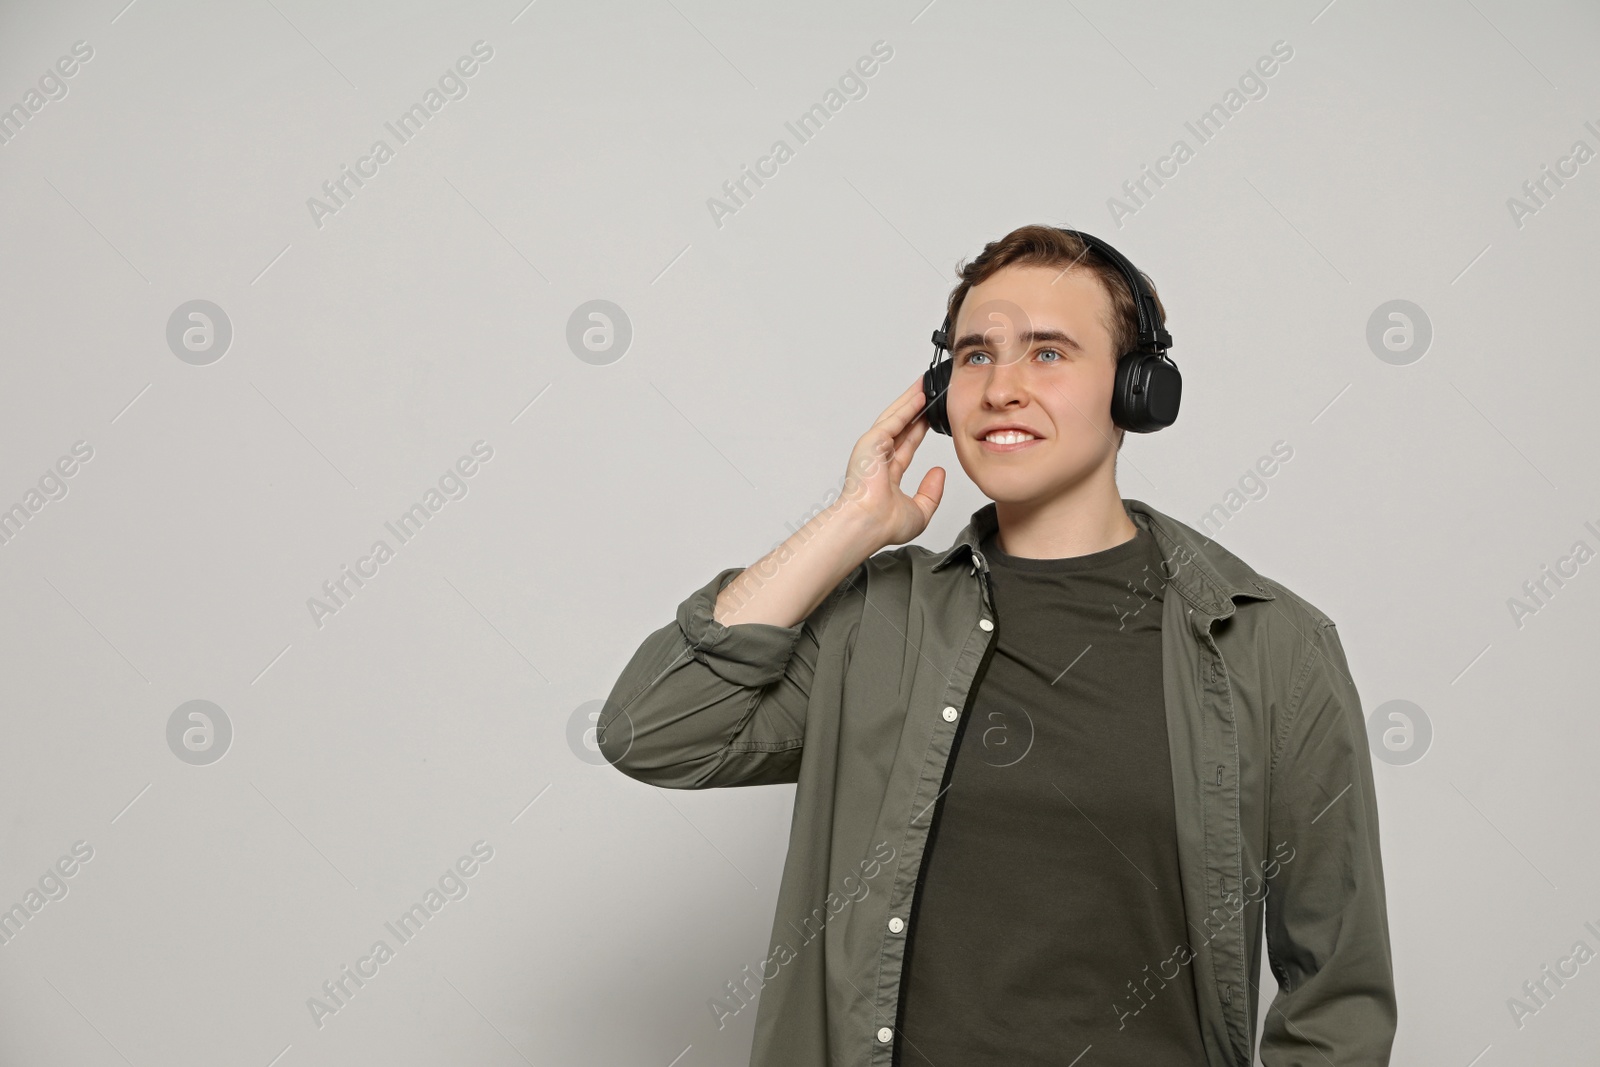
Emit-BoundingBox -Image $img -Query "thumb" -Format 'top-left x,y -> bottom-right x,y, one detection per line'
910,466 -> 945,524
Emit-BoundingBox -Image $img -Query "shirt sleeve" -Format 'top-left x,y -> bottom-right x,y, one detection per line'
597,562 -> 864,789
1260,619 -> 1398,1066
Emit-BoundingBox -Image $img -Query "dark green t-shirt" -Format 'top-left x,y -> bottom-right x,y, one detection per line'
898,524 -> 1208,1065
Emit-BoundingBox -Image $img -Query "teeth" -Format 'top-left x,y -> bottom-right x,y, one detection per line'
985,431 -> 1035,444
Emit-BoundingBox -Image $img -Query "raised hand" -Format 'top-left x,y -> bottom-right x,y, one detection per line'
838,377 -> 947,548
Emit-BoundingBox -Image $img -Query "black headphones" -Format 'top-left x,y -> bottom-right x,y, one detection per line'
922,229 -> 1181,436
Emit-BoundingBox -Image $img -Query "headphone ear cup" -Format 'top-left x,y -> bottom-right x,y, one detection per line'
1112,352 -> 1183,433
1143,358 -> 1182,429
923,359 -> 953,436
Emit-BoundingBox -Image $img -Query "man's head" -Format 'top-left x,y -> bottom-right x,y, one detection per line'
939,225 -> 1165,507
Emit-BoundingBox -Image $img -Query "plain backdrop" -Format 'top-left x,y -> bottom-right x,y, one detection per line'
1,1 -> 1597,1064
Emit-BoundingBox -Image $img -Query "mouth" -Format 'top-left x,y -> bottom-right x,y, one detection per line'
977,427 -> 1043,453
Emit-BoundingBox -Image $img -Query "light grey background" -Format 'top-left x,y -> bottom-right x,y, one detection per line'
1,0 -> 1596,1064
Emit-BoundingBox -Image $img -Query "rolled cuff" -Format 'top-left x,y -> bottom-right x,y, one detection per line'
676,566 -> 807,688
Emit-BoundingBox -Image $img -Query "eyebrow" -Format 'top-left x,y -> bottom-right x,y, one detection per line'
950,327 -> 1082,356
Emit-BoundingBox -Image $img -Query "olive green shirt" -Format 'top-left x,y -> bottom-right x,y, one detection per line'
600,497 -> 1396,1067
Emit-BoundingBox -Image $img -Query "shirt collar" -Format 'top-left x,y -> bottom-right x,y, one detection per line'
930,497 -> 1276,619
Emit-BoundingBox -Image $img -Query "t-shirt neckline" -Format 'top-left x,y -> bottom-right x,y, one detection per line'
980,524 -> 1153,574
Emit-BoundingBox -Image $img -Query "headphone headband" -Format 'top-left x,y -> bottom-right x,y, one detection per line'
932,228 -> 1171,355
1065,230 -> 1172,353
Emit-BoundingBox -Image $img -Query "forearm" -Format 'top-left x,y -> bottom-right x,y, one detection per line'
714,498 -> 883,630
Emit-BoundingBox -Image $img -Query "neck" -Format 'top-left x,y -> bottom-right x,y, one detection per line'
992,471 -> 1136,560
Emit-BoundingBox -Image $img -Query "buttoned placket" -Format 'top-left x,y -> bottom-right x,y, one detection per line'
882,547 -> 998,1062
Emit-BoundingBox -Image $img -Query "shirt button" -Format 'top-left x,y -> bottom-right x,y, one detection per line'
942,706 -> 958,722
877,1026 -> 894,1043
888,916 -> 905,933
978,618 -> 994,631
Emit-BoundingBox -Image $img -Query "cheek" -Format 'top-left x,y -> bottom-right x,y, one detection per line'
1048,370 -> 1115,426
944,374 -> 977,427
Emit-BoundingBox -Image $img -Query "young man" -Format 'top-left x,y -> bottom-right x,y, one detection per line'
599,226 -> 1396,1066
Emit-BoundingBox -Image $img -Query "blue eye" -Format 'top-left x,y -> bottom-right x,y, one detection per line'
962,349 -> 1062,365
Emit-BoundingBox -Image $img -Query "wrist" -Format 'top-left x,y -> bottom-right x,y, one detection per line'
819,495 -> 889,556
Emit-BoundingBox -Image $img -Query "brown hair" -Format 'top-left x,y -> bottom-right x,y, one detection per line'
943,224 -> 1165,370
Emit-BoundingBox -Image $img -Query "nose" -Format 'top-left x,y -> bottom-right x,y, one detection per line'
981,340 -> 1029,408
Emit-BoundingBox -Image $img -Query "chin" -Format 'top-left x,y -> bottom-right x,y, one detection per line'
963,453 -> 1108,506
965,468 -> 1057,506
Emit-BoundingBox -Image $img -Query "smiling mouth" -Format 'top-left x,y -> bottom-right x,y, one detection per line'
979,430 -> 1042,451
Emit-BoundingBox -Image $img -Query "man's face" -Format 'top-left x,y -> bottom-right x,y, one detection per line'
945,263 -> 1123,506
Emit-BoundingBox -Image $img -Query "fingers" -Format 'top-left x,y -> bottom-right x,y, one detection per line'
888,409 -> 929,475
877,379 -> 929,442
867,378 -> 918,426
857,380 -> 932,494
